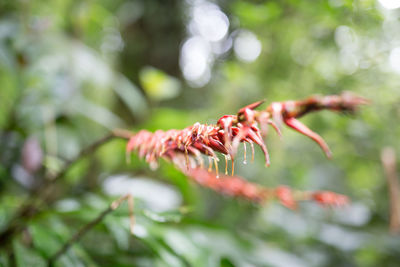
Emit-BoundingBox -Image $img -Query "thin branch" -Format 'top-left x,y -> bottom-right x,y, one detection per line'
381,147 -> 400,234
49,129 -> 132,181
0,130 -> 132,248
48,133 -> 114,180
48,194 -> 134,266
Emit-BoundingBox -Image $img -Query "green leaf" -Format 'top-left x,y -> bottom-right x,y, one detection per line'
13,240 -> 46,267
113,74 -> 149,118
142,208 -> 187,224
233,2 -> 281,27
138,108 -> 193,131
30,224 -> 63,258
105,217 -> 130,250
56,250 -> 85,267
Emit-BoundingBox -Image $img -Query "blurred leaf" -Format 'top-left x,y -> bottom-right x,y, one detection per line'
139,66 -> 181,102
0,251 -> 10,267
142,208 -> 186,223
139,108 -> 194,131
146,238 -> 186,267
105,217 -> 130,250
113,74 -> 149,118
73,96 -> 124,130
96,138 -> 126,171
57,250 -> 85,267
219,258 -> 235,267
30,224 -> 63,258
0,67 -> 17,128
103,175 -> 182,212
43,155 -> 64,176
13,240 -> 46,267
232,2 -> 281,26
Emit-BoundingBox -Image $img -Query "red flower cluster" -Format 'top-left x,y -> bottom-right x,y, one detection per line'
185,167 -> 269,202
127,92 -> 366,172
275,186 -> 297,209
311,191 -> 349,206
125,92 -> 367,208
184,169 -> 349,209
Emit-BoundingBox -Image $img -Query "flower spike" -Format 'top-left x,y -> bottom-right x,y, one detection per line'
126,92 -> 366,170
124,92 -> 367,208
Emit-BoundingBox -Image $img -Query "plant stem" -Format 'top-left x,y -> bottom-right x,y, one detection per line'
381,147 -> 400,234
0,130 -> 132,248
47,194 -> 134,266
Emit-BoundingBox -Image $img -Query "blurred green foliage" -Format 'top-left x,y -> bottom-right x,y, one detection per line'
1,0 -> 400,266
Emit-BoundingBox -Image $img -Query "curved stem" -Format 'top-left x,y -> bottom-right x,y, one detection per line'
48,194 -> 134,266
0,130 -> 132,248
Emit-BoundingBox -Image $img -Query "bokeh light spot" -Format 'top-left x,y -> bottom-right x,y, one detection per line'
389,47 -> 400,73
180,36 -> 212,86
193,3 -> 229,42
378,0 -> 400,9
234,30 -> 262,63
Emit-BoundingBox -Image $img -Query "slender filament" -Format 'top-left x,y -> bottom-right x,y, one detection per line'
224,155 -> 229,175
243,142 -> 247,164
250,142 -> 255,162
214,157 -> 219,178
198,155 -> 204,169
185,146 -> 189,170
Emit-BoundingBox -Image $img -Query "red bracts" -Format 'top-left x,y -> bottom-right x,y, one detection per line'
125,92 -> 367,208
126,92 -> 367,172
